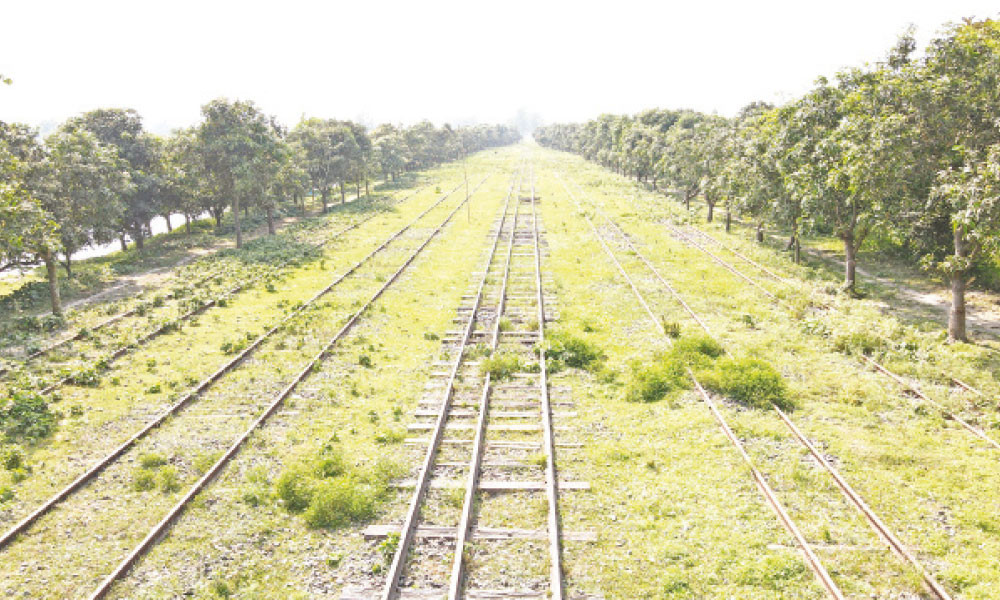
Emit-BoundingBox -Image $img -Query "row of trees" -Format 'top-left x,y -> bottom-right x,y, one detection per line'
0,96 -> 520,316
535,18 -> 1000,342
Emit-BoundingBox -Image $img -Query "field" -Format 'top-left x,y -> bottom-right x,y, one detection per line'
0,143 -> 999,599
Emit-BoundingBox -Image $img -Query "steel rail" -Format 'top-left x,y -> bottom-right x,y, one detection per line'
682,225 -> 794,285
381,173 -> 517,600
87,174 -> 491,600
446,170 -> 522,599
529,166 -> 566,600
564,174 -> 953,600
560,175 -> 846,599
0,181 -> 468,551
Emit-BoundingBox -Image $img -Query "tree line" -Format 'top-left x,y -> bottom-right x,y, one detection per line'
0,97 -> 520,316
535,18 -> 1000,342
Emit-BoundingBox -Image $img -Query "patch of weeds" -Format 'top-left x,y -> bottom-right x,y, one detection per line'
466,343 -> 492,360
132,468 -> 157,491
423,331 -> 440,341
740,314 -> 757,329
624,335 -> 726,403
0,392 -> 58,442
2,446 -> 26,470
378,533 -> 400,565
359,354 -> 373,368
700,358 -> 794,411
158,466 -> 181,492
275,465 -> 315,513
498,317 -> 514,332
547,329 -> 604,372
375,428 -> 405,445
833,329 -> 887,356
69,366 -> 101,387
0,486 -> 13,503
146,383 -> 162,394
139,453 -> 169,469
481,352 -> 523,380
661,318 -> 682,338
444,485 -> 465,508
193,451 -> 221,474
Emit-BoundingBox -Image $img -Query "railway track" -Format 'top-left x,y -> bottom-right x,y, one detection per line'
0,187 -> 432,392
343,164 -> 592,599
560,174 -> 956,600
647,196 -> 1000,453
0,177 -> 491,599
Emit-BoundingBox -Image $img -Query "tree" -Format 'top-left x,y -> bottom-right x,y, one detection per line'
371,124 -> 408,183
198,98 -> 283,248
70,109 -> 161,251
43,126 -> 130,276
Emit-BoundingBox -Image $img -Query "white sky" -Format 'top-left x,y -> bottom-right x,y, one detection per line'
1,0 -> 998,134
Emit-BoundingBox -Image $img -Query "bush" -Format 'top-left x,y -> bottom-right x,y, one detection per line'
481,352 -> 523,380
669,335 -> 725,366
833,330 -> 886,356
139,453 -> 168,469
313,449 -> 346,478
701,358 -> 793,411
276,466 -> 315,512
158,466 -> 181,492
303,476 -> 379,529
547,330 -> 604,371
2,446 -> 25,470
624,359 -> 688,403
1,392 -> 58,442
133,468 -> 157,491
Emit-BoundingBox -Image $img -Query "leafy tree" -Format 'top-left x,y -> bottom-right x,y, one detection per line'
371,124 -> 409,183
198,98 -> 282,247
43,125 -> 130,276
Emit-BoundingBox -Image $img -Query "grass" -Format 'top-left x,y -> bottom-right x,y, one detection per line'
4,144 -> 1000,599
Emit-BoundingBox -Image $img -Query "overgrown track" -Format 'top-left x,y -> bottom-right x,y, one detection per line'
561,174 -> 960,600
0,189 -> 391,380
345,164 -> 587,599
0,178 -> 489,599
0,183 -> 464,553
656,202 -> 1000,453
2,189 -> 429,393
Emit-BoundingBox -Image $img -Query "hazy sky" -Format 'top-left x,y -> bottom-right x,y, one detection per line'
1,0 -> 998,134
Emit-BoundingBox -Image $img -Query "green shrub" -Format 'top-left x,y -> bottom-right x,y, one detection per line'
624,359 -> 688,403
1,392 -> 58,442
358,354 -> 373,368
139,453 -> 168,469
547,330 -> 604,371
833,330 -> 886,356
276,466 -> 315,512
313,449 -> 346,478
157,466 -> 181,492
303,476 -> 379,529
701,358 -> 793,411
669,335 -> 725,366
133,468 -> 157,491
481,352 -> 523,380
661,319 -> 682,338
2,446 -> 25,470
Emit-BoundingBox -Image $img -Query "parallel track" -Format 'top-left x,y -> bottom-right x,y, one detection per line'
563,173 -> 962,600
0,180 -> 474,553
83,175 -> 490,600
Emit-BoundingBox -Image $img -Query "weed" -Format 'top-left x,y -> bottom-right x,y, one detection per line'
423,331 -> 440,341
276,466 -> 315,513
313,449 -> 346,478
374,428 -> 405,445
303,476 -> 379,529
139,453 -> 169,469
481,352 -> 523,380
133,468 -> 157,491
0,486 -> 12,503
359,354 -> 373,368
146,383 -> 162,394
700,357 -> 794,411
378,533 -> 400,565
158,466 -> 181,492
193,451 -> 221,475
0,392 -> 58,442
547,329 -> 604,371
210,579 -> 233,598
367,410 -> 379,423
498,317 -> 514,332
2,446 -> 25,470
625,359 -> 687,403
445,485 -> 465,508
661,319 -> 682,338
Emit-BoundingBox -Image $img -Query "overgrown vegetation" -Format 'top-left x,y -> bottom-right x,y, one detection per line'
271,446 -> 402,530
0,392 -> 59,442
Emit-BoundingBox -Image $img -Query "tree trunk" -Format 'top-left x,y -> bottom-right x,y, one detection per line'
320,188 -> 329,213
843,234 -> 857,292
164,215 -> 173,233
185,215 -> 192,234
755,223 -> 764,243
243,204 -> 249,219
340,183 -> 346,204
135,230 -> 145,251
948,228 -> 970,342
365,179 -> 369,196
725,209 -> 731,233
794,236 -> 801,264
706,196 -> 715,223
120,236 -> 128,252
356,182 -> 361,198
233,196 -> 243,249
215,210 -> 223,227
61,254 -> 73,278
684,192 -> 691,211
43,248 -> 62,317
785,234 -> 796,251
266,206 -> 275,235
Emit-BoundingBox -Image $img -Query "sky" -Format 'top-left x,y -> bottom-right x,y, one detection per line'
1,0 -> 998,135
